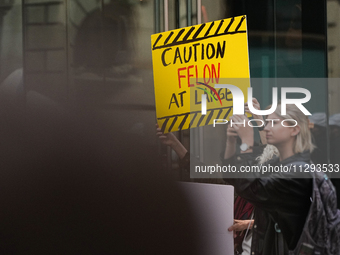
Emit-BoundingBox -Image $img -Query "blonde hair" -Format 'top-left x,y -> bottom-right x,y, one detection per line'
256,145 -> 279,164
271,104 -> 315,154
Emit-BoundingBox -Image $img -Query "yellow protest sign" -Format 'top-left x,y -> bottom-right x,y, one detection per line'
151,15 -> 250,133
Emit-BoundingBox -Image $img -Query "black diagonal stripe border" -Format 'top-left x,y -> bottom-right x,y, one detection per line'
168,116 -> 178,132
172,29 -> 185,44
158,106 -> 234,131
235,16 -> 246,31
196,114 -> 206,128
204,21 -> 215,37
189,113 -> 198,127
161,118 -> 169,133
223,107 -> 232,119
204,110 -> 215,126
192,23 -> 206,39
152,16 -> 246,51
153,34 -> 162,50
214,19 -> 224,35
164,31 -> 174,45
182,26 -> 195,41
157,106 -> 233,120
215,109 -> 223,120
224,17 -> 235,33
178,113 -> 189,130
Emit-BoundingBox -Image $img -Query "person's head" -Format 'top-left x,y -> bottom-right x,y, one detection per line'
264,104 -> 315,154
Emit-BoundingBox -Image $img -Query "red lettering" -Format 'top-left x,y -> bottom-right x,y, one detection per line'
211,63 -> 220,83
187,65 -> 194,87
177,63 -> 222,88
177,67 -> 186,88
195,65 -> 199,84
203,64 -> 211,84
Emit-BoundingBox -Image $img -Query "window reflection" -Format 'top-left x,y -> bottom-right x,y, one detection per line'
73,0 -> 136,78
0,0 -> 21,84
0,0 -> 338,183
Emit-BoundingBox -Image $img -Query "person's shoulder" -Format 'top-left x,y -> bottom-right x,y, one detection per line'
281,151 -> 311,166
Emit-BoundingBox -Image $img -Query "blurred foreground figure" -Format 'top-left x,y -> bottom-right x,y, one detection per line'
0,103 -> 199,254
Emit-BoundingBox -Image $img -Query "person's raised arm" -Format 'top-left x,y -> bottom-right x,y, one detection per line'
224,124 -> 238,159
230,115 -> 254,154
245,98 -> 267,145
156,124 -> 187,159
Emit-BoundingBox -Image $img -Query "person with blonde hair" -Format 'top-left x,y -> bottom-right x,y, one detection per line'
223,103 -> 316,255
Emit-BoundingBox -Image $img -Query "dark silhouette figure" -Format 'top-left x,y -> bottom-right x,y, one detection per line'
0,102 -> 199,254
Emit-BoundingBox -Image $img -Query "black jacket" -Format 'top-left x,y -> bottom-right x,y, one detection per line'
223,150 -> 313,255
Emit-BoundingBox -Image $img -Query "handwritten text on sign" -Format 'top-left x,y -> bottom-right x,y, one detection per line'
151,16 -> 250,133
